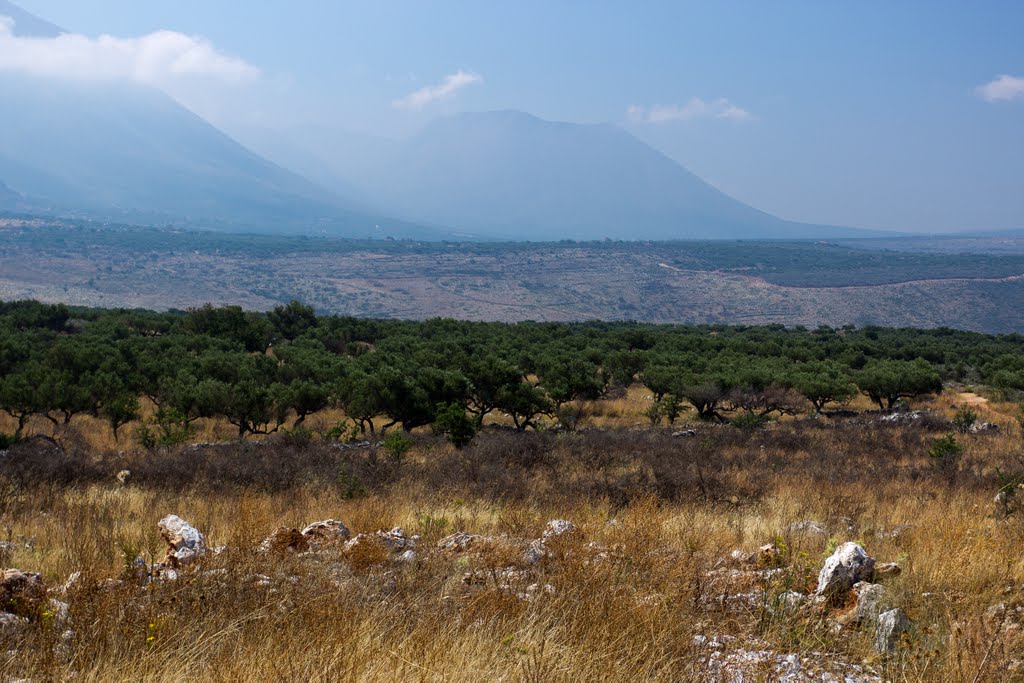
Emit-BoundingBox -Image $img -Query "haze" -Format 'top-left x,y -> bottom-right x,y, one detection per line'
5,1 -> 1024,234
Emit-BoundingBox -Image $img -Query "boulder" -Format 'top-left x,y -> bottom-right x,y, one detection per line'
0,569 -> 47,618
816,542 -> 875,605
875,608 -> 911,653
158,514 -> 206,567
836,582 -> 891,627
258,527 -> 309,554
300,519 -> 351,543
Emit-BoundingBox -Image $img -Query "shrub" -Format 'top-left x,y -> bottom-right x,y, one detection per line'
731,412 -> 770,430
432,403 -> 477,448
0,433 -> 19,449
382,431 -> 414,463
136,407 -> 193,450
951,406 -> 978,434
928,433 -> 963,460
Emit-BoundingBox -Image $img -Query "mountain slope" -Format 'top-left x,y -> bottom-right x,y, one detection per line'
342,110 -> 870,240
0,0 -> 62,36
0,3 -> 433,237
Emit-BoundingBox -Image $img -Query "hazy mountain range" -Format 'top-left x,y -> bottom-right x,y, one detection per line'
0,1 -> 874,241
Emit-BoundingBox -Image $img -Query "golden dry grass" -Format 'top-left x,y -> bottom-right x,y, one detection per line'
0,391 -> 1022,680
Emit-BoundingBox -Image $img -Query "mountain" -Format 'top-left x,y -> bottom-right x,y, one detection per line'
0,4 -> 431,238
0,0 -> 62,36
335,110 -> 873,241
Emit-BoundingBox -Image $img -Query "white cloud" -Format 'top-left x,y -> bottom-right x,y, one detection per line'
976,74 -> 1024,103
628,97 -> 752,123
0,17 -> 259,86
393,70 -> 482,110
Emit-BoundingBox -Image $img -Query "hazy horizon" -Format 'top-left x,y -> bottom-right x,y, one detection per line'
3,1 -> 1023,234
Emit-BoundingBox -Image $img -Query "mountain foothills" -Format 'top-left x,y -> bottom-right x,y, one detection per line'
0,3 -> 873,241
303,110 -> 871,241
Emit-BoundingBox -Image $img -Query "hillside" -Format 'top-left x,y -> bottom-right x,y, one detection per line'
333,110 -> 874,241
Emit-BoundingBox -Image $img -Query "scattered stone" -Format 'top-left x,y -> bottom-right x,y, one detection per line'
776,591 -> 806,616
787,520 -> 828,536
523,539 -> 546,565
875,608 -> 912,653
837,582 -> 891,627
158,515 -> 206,567
672,429 -> 697,438
55,571 -> 81,596
728,548 -> 756,565
258,527 -> 309,554
115,469 -> 131,485
969,421 -> 1000,434
437,531 -> 482,552
757,543 -> 782,568
542,519 -> 578,540
300,519 -> 351,543
0,569 -> 47,618
0,612 -> 28,631
816,542 -> 875,605
399,549 -> 416,563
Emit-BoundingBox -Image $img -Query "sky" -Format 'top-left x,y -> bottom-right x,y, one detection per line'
6,1 -> 1024,233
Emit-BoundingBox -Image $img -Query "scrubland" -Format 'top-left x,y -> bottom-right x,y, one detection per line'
0,392 -> 1021,681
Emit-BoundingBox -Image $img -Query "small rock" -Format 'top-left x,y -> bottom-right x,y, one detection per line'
300,519 -> 351,543
837,582 -> 890,627
115,469 -> 131,485
0,569 -> 47,618
729,548 -> 757,565
757,543 -> 782,568
776,591 -> 806,615
816,542 -> 875,606
399,549 -> 416,563
523,539 -> 546,565
787,520 -> 828,536
158,515 -> 206,567
875,608 -> 911,653
437,531 -> 482,552
542,519 -> 578,539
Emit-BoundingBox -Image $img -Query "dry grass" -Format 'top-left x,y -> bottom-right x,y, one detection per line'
0,392 -> 1023,680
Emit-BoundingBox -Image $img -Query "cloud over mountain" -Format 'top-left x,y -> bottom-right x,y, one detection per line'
0,17 -> 259,86
393,70 -> 482,110
627,98 -> 752,124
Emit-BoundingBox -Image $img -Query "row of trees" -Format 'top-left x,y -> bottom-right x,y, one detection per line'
0,300 -> 1016,443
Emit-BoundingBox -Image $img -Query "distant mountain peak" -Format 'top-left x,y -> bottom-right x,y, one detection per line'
0,0 -> 64,37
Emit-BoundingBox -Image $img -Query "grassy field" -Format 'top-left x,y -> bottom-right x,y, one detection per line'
0,390 -> 1022,680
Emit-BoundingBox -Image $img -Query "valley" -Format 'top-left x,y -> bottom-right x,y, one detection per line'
2,220 -> 1024,332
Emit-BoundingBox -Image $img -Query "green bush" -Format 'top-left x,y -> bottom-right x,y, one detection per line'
928,433 -> 963,460
432,403 -> 477,448
382,431 -> 414,462
951,406 -> 978,434
730,413 -> 770,430
0,433 -> 19,449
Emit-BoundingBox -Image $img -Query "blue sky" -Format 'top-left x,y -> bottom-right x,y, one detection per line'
9,1 -> 1024,232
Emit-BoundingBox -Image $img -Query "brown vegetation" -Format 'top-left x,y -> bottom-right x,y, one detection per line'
0,391 -> 1021,680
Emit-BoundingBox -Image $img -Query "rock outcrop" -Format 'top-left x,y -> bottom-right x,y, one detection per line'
816,542 -> 875,605
158,514 -> 206,567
